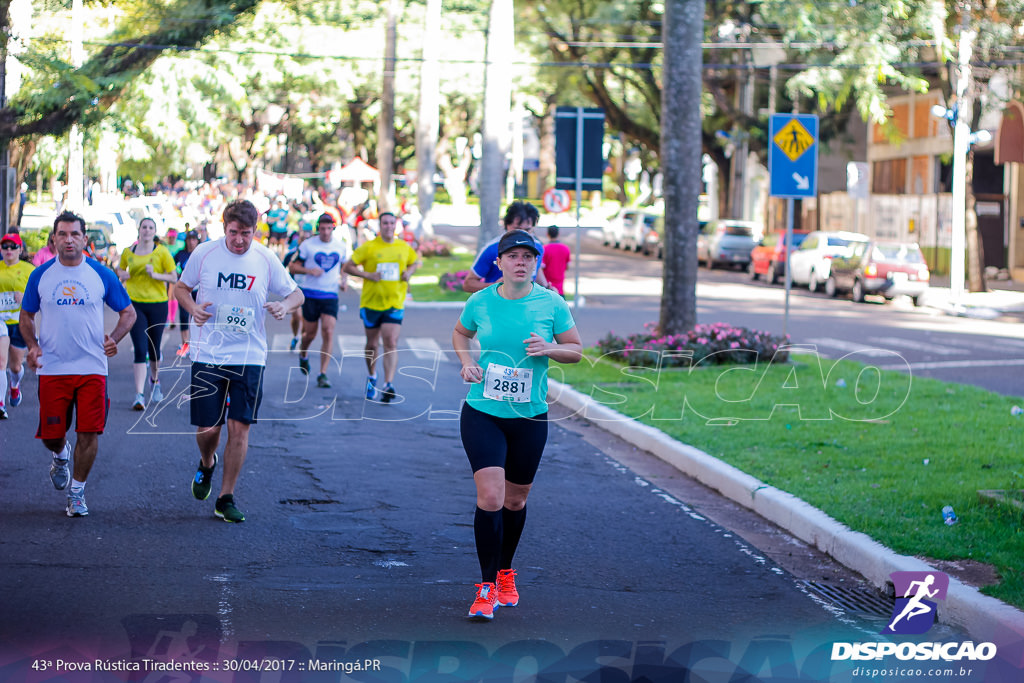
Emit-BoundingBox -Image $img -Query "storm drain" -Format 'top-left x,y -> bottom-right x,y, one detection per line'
799,580 -> 894,618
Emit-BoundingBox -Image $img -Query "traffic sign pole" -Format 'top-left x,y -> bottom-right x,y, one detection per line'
784,198 -> 794,340
555,106 -> 603,309
769,113 -> 819,341
574,108 -> 584,307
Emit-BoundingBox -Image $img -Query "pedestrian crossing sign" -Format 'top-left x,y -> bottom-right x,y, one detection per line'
768,114 -> 819,199
773,119 -> 814,162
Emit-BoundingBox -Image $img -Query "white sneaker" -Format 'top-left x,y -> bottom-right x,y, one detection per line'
49,442 -> 72,490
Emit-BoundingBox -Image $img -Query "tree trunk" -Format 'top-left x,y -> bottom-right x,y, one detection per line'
538,96 -> 557,193
659,0 -> 704,335
477,0 -> 512,247
376,0 -> 399,212
415,0 -> 441,237
964,151 -> 986,292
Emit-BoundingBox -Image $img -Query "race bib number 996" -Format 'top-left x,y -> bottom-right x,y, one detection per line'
215,304 -> 256,334
483,363 -> 532,403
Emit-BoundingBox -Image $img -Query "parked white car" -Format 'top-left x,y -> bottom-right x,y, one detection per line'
601,207 -> 647,249
621,208 -> 663,253
788,230 -> 870,292
82,207 -> 138,252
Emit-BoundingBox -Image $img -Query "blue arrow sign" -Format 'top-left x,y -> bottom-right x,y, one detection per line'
769,114 -> 819,198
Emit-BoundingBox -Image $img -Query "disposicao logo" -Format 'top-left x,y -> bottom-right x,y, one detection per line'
831,571 -> 998,663
884,570 -> 948,635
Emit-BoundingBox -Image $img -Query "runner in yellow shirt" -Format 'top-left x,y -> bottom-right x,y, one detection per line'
116,218 -> 178,410
342,212 -> 420,402
0,233 -> 34,415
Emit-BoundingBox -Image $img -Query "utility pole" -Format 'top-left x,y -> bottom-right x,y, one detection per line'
376,0 -> 399,212
67,0 -> 84,209
415,0 -> 441,237
477,0 -> 512,246
949,1 -> 974,306
0,43 -> 8,233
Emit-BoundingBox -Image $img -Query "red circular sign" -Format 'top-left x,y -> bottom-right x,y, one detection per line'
543,188 -> 571,213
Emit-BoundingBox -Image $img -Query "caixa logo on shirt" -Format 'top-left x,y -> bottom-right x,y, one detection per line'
217,272 -> 256,290
52,280 -> 88,305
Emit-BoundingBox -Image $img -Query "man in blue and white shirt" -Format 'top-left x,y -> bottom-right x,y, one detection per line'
19,211 -> 136,518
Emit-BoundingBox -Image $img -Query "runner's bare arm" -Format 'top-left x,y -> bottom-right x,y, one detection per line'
173,280 -> 213,325
401,257 -> 423,282
264,288 -> 305,321
18,309 -> 41,369
462,272 -> 488,293
104,305 -> 137,356
342,261 -> 380,281
524,327 -> 582,363
452,321 -> 483,383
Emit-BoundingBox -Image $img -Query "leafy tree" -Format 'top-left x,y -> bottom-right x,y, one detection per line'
0,0 -> 263,140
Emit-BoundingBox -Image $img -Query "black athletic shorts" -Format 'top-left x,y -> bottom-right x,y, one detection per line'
301,295 -> 339,322
460,403 -> 548,485
190,362 -> 265,427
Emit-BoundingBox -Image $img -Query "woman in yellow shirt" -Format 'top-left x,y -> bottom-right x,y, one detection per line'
116,218 -> 178,410
0,232 -> 34,417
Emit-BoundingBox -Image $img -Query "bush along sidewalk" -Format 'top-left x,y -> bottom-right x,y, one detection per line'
596,322 -> 790,367
557,330 -> 1024,611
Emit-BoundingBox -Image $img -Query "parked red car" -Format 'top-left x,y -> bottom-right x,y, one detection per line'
749,230 -> 809,284
825,240 -> 930,306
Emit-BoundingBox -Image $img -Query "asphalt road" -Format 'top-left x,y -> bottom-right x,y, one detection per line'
2,226 -> 1020,682
1,310 -> 889,681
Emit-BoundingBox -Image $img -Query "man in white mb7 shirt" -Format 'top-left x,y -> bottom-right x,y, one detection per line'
174,200 -> 304,523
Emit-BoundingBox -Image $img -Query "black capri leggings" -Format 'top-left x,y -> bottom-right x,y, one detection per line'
129,300 -> 168,363
460,403 -> 548,486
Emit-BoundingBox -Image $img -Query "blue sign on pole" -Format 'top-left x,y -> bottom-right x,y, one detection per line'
768,114 -> 819,198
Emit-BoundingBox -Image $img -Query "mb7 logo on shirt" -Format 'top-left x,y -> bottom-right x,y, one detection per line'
217,272 -> 256,290
52,280 -> 89,305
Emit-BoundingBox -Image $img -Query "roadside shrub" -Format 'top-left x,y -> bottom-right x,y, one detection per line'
596,322 -> 790,367
439,270 -> 469,292
417,238 -> 452,257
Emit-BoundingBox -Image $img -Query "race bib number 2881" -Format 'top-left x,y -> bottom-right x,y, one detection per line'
483,363 -> 532,403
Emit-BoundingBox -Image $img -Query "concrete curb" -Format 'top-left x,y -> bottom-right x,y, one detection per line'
549,379 -> 1024,656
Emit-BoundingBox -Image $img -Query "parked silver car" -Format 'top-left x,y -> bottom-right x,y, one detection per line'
697,219 -> 761,269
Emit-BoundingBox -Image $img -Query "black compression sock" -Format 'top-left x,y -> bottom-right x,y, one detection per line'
474,507 -> 503,584
500,505 -> 527,569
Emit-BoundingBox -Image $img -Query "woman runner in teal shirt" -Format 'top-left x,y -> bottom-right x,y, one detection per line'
452,229 -> 583,620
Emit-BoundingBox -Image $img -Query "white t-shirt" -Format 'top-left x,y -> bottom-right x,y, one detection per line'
179,239 -> 297,366
21,258 -> 132,376
296,234 -> 349,297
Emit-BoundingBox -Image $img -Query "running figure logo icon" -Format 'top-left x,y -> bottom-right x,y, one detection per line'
883,571 -> 950,635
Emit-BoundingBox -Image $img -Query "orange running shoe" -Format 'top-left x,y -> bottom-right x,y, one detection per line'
468,582 -> 498,620
496,569 -> 519,607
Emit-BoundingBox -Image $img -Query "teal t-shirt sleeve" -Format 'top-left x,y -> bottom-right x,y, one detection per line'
459,291 -> 482,331
552,294 -> 575,335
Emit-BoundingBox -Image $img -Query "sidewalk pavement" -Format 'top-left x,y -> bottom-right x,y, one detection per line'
924,275 -> 1024,321
548,379 -> 1024,664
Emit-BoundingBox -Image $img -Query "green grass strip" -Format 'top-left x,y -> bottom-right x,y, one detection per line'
407,251 -> 475,303
555,352 -> 1024,609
